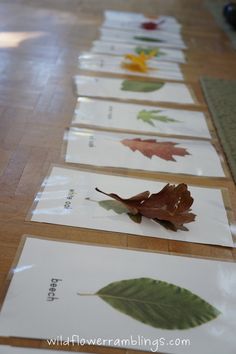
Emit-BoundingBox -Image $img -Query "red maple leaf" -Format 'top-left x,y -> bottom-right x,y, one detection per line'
141,22 -> 159,30
141,20 -> 165,30
96,183 -> 196,231
121,138 -> 190,161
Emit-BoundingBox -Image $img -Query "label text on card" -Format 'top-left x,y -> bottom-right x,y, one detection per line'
64,189 -> 76,209
47,278 -> 62,302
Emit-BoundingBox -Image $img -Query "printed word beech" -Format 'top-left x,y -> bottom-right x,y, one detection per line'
47,278 -> 62,302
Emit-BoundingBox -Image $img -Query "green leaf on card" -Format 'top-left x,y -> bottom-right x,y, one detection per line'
127,212 -> 142,224
98,199 -> 128,214
137,109 -> 180,126
121,80 -> 164,92
134,36 -> 163,43
135,47 -> 166,57
94,278 -> 221,330
86,198 -> 142,224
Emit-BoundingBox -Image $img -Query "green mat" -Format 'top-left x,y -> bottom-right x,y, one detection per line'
206,0 -> 236,49
200,77 -> 236,182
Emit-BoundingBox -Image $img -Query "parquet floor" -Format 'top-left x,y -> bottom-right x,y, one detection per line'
0,0 -> 235,352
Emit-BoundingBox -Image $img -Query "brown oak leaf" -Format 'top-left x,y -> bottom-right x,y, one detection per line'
96,183 -> 196,231
121,138 -> 190,161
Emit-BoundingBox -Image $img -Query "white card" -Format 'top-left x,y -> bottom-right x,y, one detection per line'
73,98 -> 211,139
65,128 -> 224,177
0,237 -> 235,354
0,346 -> 88,354
30,167 -> 233,247
78,53 -> 184,81
100,28 -> 187,50
103,19 -> 182,34
74,76 -> 196,105
104,10 -> 181,27
101,26 -> 183,41
91,40 -> 186,63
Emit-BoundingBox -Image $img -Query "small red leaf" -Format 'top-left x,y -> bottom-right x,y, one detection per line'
141,21 -> 159,30
141,19 -> 165,30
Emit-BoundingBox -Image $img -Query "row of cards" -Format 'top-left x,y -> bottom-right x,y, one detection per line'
73,12 -> 228,180
1,10 -> 235,354
56,11 -> 232,248
78,9 -> 187,81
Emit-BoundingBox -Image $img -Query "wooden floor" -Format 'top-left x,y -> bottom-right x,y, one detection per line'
0,0 -> 235,352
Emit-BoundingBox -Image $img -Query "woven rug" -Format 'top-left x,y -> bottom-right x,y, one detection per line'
206,0 -> 236,49
200,77 -> 236,182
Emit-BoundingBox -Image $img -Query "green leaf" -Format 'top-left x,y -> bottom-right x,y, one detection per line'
135,47 -> 166,57
134,36 -> 163,43
96,277 -> 220,330
121,80 -> 164,92
127,213 -> 142,224
152,115 -> 179,123
137,110 -> 180,126
98,199 -> 128,214
98,199 -> 142,224
137,109 -> 162,126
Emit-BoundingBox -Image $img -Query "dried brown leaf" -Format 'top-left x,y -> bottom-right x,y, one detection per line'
96,183 -> 196,232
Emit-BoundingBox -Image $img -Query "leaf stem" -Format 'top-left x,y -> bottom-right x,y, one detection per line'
85,197 -> 97,203
77,292 -> 95,296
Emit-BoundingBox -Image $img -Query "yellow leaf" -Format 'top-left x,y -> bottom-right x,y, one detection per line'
122,51 -> 157,73
121,62 -> 148,73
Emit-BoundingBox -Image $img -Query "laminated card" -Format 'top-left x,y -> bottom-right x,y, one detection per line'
91,41 -> 186,63
102,18 -> 182,34
78,53 -> 184,81
74,76 -> 196,105
100,28 -> 187,50
104,10 -> 181,22
64,128 -> 224,177
73,98 -> 211,139
104,10 -> 182,31
29,166 -> 233,247
0,237 -> 235,354
100,27 -> 183,43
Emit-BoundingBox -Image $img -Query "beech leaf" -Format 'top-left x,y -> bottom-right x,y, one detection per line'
121,138 -> 190,161
95,183 -> 196,231
121,79 -> 164,92
95,278 -> 220,330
